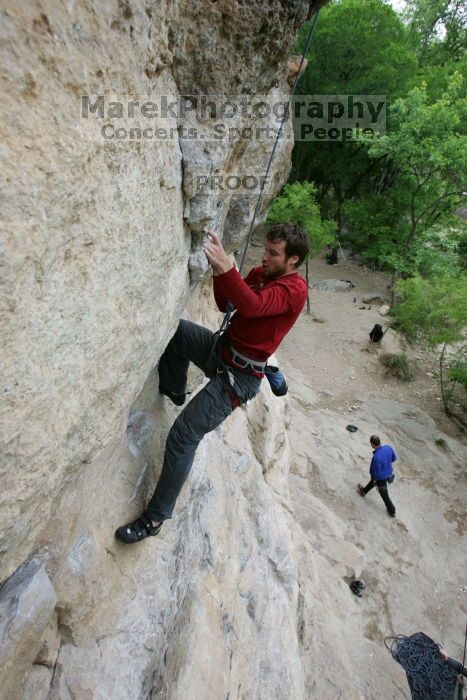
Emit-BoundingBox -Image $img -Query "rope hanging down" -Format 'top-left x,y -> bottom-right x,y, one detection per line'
236,9 -> 320,276
462,622 -> 467,686
210,10 -> 320,341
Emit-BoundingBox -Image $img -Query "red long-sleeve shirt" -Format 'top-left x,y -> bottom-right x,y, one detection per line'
213,266 -> 307,361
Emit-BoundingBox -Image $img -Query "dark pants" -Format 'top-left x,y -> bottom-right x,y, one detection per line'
362,478 -> 396,516
146,320 -> 262,522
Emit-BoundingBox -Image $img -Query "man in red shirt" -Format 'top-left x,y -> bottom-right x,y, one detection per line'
116,224 -> 309,543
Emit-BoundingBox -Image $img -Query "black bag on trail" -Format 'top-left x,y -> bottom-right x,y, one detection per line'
369,323 -> 384,343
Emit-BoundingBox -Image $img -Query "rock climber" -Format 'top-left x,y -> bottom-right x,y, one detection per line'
116,223 -> 309,543
357,435 -> 397,517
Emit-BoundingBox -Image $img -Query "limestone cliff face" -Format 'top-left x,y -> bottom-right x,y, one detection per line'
0,1 -> 319,698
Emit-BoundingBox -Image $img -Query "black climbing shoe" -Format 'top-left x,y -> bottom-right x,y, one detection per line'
357,483 -> 366,497
387,510 -> 396,518
115,513 -> 162,544
159,385 -> 190,406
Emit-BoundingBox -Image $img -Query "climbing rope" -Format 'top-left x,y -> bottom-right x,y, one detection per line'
210,10 -> 320,344
462,622 -> 467,684
385,632 -> 463,700
236,9 -> 320,275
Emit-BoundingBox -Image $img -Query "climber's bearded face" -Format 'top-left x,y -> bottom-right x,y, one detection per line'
261,239 -> 299,278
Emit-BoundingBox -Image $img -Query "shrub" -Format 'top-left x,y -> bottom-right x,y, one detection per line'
380,352 -> 415,381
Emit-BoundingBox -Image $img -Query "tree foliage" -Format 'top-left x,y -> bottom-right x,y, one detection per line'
291,0 -> 418,223
266,181 -> 336,313
391,273 -> 467,345
404,0 -> 467,64
345,74 -> 467,277
296,0 -> 417,101
266,181 -> 336,257
391,272 -> 467,423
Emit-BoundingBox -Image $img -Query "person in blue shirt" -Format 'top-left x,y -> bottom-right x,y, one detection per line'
358,435 -> 396,517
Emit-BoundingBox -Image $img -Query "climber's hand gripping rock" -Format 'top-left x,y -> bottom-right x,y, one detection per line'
203,231 -> 233,276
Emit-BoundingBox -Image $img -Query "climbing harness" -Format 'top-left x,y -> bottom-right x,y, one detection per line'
228,346 -> 268,373
208,11 -> 321,380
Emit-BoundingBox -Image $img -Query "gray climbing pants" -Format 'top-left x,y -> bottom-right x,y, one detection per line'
146,320 -> 262,522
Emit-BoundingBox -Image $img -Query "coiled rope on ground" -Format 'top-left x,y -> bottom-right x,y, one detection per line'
385,632 -> 463,700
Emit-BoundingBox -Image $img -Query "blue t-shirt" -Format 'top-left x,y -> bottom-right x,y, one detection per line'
370,445 -> 396,480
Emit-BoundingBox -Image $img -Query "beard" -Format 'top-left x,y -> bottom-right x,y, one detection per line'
262,262 -> 289,278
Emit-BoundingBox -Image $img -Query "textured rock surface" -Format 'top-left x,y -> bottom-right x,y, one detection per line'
379,304 -> 390,316
0,1 -> 323,698
0,559 -> 57,699
0,0 -> 313,577
315,279 -> 355,292
22,665 -> 53,700
1,0 -> 187,579
363,292 -> 386,303
288,396 -> 466,698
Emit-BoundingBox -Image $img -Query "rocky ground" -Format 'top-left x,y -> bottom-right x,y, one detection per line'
274,251 -> 467,698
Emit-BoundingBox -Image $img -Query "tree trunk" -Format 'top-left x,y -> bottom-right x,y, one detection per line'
390,270 -> 398,309
440,344 -> 466,428
336,200 -> 343,238
440,342 -> 448,414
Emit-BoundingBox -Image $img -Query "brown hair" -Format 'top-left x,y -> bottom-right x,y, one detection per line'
266,223 -> 309,267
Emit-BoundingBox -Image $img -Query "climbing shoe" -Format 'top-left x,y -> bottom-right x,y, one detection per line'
357,483 -> 366,497
159,385 -> 190,406
115,512 -> 162,544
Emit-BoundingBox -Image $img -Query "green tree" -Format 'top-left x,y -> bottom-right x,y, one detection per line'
291,0 -> 418,230
392,274 -> 466,344
296,0 -> 416,100
404,0 -> 467,64
399,0 -> 467,106
266,181 -> 336,313
345,74 -> 467,290
391,273 -> 467,424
